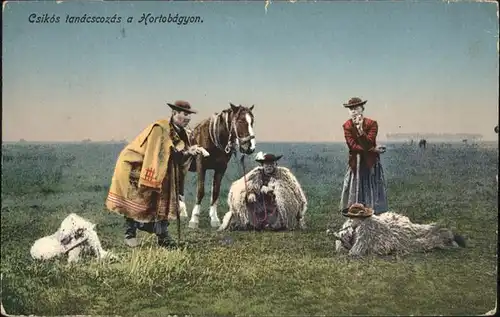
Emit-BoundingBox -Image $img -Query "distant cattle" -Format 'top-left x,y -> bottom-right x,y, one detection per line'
418,139 -> 427,149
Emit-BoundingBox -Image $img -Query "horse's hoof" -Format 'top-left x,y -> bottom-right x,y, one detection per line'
211,220 -> 221,228
188,221 -> 199,229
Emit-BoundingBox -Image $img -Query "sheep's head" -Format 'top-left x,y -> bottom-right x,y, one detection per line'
57,213 -> 95,245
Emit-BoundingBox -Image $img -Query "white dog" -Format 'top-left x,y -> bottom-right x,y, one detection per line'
30,213 -> 112,263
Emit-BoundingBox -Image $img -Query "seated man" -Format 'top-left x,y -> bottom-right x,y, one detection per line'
219,152 -> 307,231
30,213 -> 113,263
331,203 -> 466,257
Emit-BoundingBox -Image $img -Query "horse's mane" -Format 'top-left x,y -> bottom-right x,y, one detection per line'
190,107 -> 238,130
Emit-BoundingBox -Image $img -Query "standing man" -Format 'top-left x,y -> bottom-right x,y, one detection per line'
105,100 -> 207,249
339,97 -> 388,215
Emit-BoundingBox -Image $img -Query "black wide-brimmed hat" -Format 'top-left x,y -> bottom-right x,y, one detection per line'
167,100 -> 198,114
343,97 -> 367,108
255,152 -> 283,164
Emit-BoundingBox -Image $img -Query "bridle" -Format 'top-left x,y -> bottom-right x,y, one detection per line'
209,107 -> 255,154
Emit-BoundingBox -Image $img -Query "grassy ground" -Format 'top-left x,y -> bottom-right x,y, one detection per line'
1,142 -> 498,316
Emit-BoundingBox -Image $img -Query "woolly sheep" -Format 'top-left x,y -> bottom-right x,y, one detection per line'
30,213 -> 113,263
331,212 -> 466,257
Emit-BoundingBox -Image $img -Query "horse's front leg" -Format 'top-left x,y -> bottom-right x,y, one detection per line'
209,167 -> 226,228
189,160 -> 206,229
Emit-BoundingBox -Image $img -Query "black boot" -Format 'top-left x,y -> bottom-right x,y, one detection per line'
124,217 -> 139,248
157,232 -> 177,249
154,220 -> 177,249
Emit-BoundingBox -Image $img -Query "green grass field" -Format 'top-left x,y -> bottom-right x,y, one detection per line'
1,141 -> 498,316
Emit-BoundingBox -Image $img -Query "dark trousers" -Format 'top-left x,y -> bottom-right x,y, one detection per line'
124,217 -> 169,238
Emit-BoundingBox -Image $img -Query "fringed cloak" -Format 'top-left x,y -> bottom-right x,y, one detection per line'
334,212 -> 462,257
224,166 -> 307,230
105,119 -> 192,223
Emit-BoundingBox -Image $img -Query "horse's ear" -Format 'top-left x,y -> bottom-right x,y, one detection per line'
249,105 -> 254,111
230,102 -> 238,111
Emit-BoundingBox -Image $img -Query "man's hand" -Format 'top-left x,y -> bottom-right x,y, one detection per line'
356,121 -> 364,136
261,185 -> 274,194
375,145 -> 386,154
247,193 -> 257,203
353,115 -> 364,135
186,145 -> 210,157
196,146 -> 210,157
368,145 -> 386,154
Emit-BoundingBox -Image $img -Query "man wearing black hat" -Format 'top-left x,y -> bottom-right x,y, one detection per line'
219,151 -> 308,231
105,100 -> 208,248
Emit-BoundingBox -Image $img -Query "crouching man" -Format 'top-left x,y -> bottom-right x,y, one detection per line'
218,152 -> 307,231
30,213 -> 112,263
332,203 -> 466,257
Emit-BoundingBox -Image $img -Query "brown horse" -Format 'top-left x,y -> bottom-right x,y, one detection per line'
183,102 -> 256,229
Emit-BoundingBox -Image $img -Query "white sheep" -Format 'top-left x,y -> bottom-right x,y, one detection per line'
30,213 -> 113,263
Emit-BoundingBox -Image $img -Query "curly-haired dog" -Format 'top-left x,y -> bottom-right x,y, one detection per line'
30,213 -> 112,263
331,209 -> 466,257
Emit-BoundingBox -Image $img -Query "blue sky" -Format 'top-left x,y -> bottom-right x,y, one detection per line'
2,0 -> 498,142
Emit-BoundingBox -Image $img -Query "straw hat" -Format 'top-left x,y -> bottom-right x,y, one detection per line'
341,203 -> 374,218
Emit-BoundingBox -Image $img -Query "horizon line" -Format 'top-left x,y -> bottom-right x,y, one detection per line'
2,140 -> 498,144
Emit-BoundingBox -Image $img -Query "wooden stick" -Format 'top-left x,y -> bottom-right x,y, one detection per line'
356,153 -> 361,204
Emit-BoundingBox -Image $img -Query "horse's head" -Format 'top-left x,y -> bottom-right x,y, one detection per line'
229,102 -> 256,155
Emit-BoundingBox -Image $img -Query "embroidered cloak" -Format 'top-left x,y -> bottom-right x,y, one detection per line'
105,119 -> 192,223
